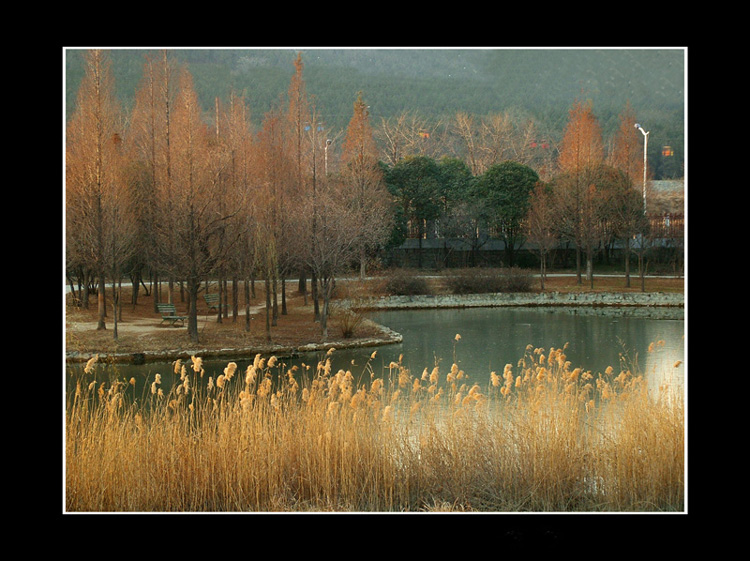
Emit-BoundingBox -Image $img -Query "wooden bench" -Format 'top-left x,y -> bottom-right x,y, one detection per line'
157,303 -> 187,326
204,293 -> 227,313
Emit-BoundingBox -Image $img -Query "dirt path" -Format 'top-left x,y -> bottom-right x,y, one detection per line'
65,296 -> 399,364
70,304 -> 266,335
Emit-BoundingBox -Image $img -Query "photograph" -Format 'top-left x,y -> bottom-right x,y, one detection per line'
63,46 -> 686,516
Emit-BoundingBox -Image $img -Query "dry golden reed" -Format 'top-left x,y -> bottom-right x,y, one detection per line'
84,354 -> 98,374
66,339 -> 684,513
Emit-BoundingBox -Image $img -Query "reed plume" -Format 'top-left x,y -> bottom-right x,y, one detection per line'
66,339 -> 684,513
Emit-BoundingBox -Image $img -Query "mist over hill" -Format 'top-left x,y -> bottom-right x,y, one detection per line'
64,47 -> 685,175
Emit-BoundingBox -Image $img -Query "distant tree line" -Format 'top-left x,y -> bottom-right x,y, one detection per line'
375,93 -> 672,289
65,48 -> 685,180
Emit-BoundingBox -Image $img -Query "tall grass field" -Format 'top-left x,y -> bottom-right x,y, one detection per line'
65,341 -> 684,512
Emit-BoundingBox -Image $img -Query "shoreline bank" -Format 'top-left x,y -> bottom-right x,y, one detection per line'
65,291 -> 684,365
348,290 -> 683,310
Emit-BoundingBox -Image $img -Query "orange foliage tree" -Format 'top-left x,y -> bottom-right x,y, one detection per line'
217,89 -> 256,327
124,50 -> 178,311
340,92 -> 392,279
555,97 -> 604,284
66,49 -> 126,333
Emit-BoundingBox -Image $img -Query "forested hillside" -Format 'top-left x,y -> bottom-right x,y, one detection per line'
64,47 -> 685,178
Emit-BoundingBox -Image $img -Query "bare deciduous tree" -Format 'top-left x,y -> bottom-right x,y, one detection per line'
218,89 -> 255,325
66,49 -> 122,332
293,175 -> 360,339
125,51 -> 177,309
525,183 -> 558,291
255,102 -> 296,338
452,111 -> 482,175
160,67 -> 242,343
375,110 -> 446,165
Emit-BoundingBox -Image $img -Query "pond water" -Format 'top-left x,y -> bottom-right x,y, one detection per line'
66,306 -> 685,400
368,306 -> 685,392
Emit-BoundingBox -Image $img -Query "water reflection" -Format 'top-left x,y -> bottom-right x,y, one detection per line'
66,306 -> 685,400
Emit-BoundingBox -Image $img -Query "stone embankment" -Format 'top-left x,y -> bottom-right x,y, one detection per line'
127,322 -> 405,365
346,291 -> 683,311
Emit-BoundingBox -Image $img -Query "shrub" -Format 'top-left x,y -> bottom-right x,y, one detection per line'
382,270 -> 431,296
503,267 -> 533,292
337,309 -> 365,338
445,269 -> 505,294
445,267 -> 532,294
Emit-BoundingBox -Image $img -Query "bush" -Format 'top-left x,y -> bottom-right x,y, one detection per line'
445,267 -> 532,294
503,267 -> 533,292
445,269 -> 505,294
338,309 -> 365,338
382,270 -> 431,296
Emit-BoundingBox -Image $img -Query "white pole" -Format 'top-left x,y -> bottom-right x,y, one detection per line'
635,124 -> 650,214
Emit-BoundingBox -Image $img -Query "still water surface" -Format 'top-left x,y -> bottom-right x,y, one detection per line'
368,306 -> 684,392
67,306 -> 685,398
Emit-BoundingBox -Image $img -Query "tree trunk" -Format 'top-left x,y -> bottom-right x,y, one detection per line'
244,278 -> 251,332
117,279 -> 123,322
96,273 -> 106,330
187,277 -> 200,344
265,276 -> 272,343
272,275 -> 278,326
223,278 -> 229,319
640,255 -> 646,292
539,253 -> 546,291
66,274 -> 78,303
320,277 -> 333,340
232,277 -> 239,322
506,237 -> 515,268
112,285 -> 119,341
311,270 -> 320,322
152,272 -> 160,312
130,270 -> 140,307
624,241 -> 631,288
216,277 -> 223,323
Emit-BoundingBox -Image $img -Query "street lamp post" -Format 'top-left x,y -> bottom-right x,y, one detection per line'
325,138 -> 332,176
635,123 -> 650,214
